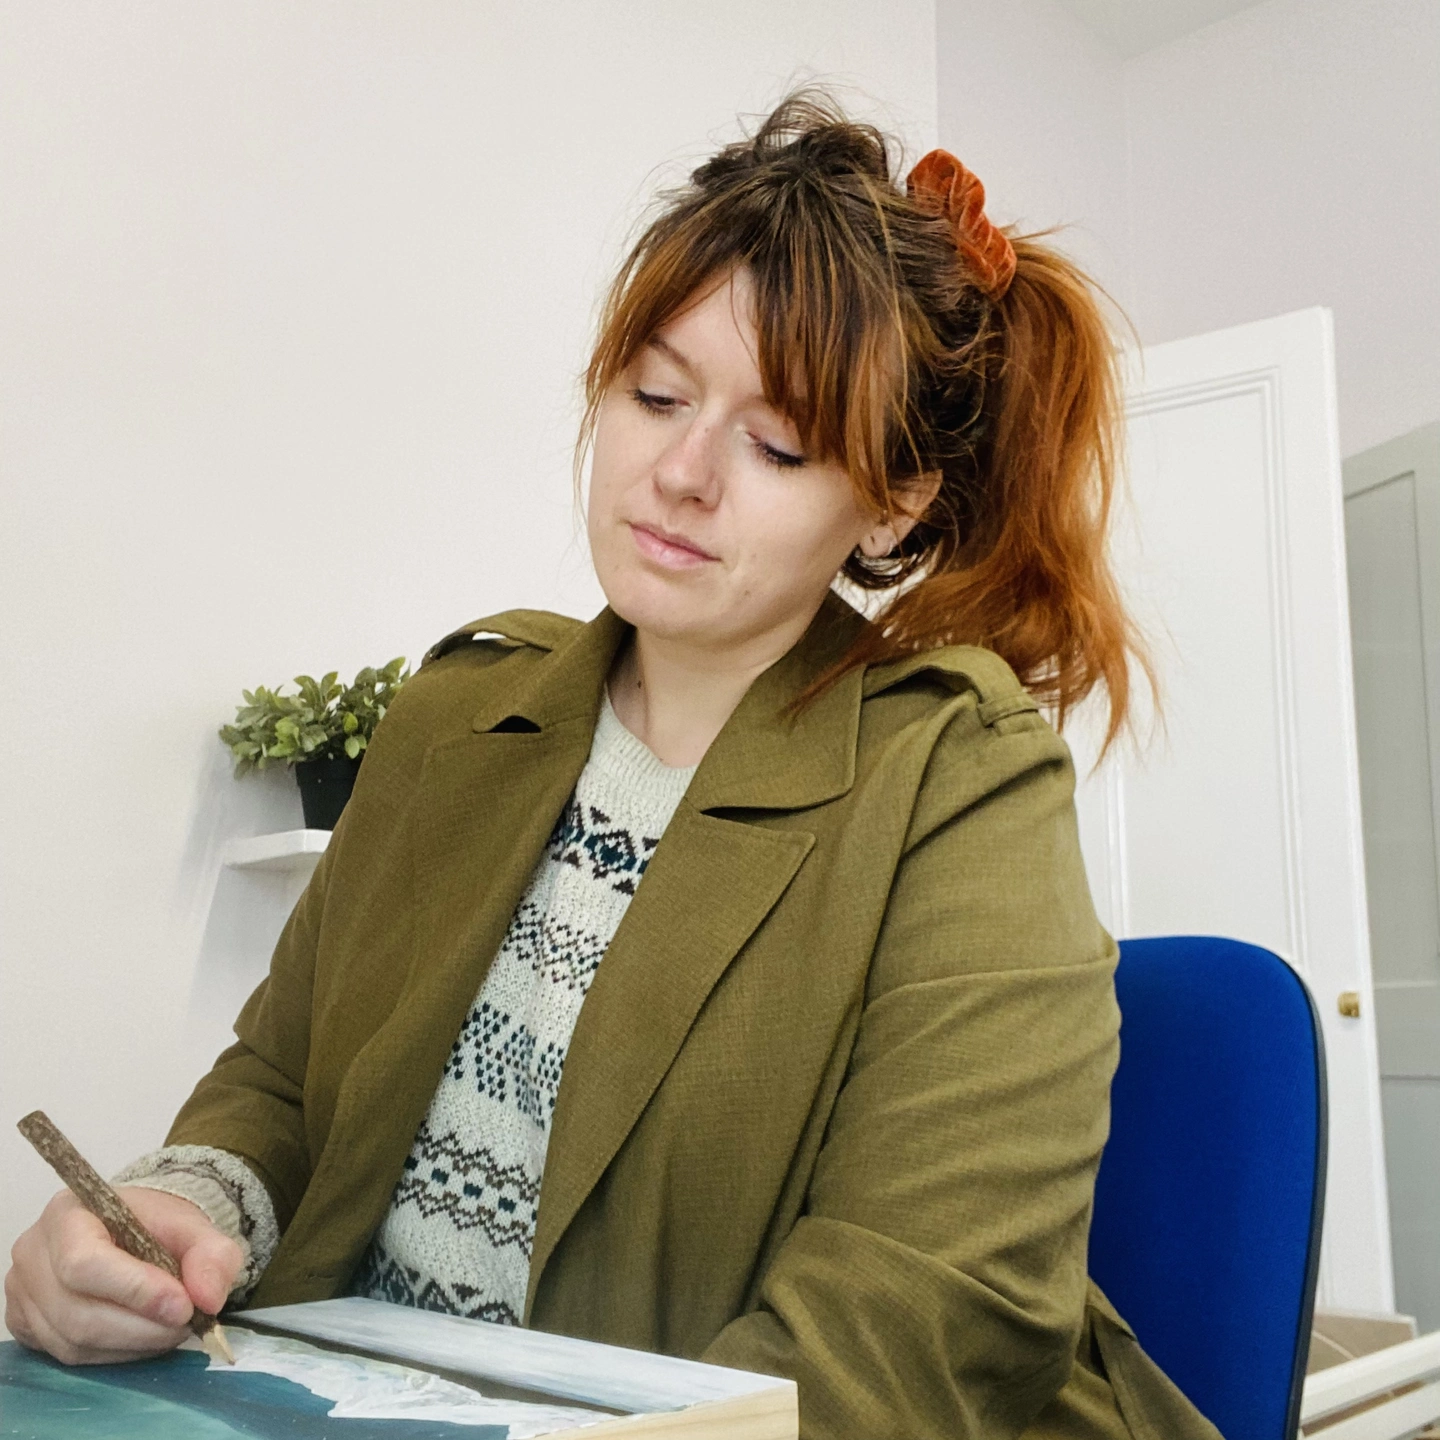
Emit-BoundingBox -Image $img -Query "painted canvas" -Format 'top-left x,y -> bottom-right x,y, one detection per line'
0,1329 -> 606,1439
2,1300 -> 799,1439
1,1343 -> 496,1439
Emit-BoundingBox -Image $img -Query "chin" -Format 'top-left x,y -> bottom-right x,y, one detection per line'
599,565 -> 719,643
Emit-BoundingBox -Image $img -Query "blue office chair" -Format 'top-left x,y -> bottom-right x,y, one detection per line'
1089,936 -> 1327,1440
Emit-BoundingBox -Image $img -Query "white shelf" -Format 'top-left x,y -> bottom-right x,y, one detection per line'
223,829 -> 331,873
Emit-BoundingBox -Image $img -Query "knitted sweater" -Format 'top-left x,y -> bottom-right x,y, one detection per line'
118,693 -> 695,1318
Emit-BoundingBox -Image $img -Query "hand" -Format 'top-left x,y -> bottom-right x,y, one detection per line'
5,1186 -> 243,1365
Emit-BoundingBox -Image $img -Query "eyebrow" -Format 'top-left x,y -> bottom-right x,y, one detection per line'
645,335 -> 696,376
644,334 -> 780,413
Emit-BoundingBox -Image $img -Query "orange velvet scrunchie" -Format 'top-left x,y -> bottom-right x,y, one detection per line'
906,149 -> 1016,300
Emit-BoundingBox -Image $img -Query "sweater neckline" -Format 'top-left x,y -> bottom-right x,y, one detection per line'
590,690 -> 699,801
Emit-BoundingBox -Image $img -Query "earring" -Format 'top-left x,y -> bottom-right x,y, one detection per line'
859,526 -> 898,559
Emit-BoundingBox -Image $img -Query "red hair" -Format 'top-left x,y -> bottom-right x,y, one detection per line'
582,91 -> 1149,749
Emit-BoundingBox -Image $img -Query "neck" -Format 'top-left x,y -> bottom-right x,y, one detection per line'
607,613 -> 816,768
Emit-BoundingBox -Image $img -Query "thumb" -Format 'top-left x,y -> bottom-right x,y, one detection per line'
127,1191 -> 244,1318
178,1228 -> 245,1317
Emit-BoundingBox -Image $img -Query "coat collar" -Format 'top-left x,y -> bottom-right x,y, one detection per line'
470,589 -> 867,814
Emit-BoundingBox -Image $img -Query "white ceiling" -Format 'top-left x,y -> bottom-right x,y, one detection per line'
1056,0 -> 1265,57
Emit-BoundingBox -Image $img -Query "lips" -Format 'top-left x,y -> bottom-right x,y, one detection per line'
628,522 -> 719,569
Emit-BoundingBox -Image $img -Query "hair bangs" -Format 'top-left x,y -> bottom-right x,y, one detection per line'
583,163 -> 913,521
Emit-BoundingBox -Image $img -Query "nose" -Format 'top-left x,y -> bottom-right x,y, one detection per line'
653,407 -> 723,508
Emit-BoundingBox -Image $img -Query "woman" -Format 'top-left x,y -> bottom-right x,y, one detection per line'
6,94 -> 1220,1439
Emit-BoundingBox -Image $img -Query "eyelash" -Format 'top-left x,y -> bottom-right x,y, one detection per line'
629,387 -> 677,419
628,388 -> 806,470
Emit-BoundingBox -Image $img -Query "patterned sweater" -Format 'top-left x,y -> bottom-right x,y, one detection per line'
118,692 -> 696,1320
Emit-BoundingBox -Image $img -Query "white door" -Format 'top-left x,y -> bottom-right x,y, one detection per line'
1343,422 -> 1440,1330
1071,308 -> 1392,1312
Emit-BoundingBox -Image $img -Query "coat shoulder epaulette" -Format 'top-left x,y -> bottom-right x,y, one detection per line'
421,609 -> 583,668
863,643 -> 1039,726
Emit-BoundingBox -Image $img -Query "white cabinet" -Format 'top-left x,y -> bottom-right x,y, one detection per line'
1344,421 -> 1440,1329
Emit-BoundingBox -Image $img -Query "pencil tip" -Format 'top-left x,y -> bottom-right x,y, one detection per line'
202,1325 -> 237,1366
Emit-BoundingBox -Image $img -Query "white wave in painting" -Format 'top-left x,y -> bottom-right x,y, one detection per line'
194,1328 -> 608,1436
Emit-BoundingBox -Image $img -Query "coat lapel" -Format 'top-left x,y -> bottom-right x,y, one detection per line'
526,594 -> 866,1315
406,606 -> 630,1004
293,611 -> 627,1272
526,807 -> 815,1312
404,609 -> 627,1061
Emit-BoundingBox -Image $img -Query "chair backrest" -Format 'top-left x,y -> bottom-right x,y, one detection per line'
1089,936 -> 1327,1440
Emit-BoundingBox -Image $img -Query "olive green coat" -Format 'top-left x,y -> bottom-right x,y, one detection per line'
169,595 -> 1221,1440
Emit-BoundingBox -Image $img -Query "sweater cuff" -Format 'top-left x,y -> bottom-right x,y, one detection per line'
113,1145 -> 279,1303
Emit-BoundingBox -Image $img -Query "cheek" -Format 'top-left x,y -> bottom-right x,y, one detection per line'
586,405 -> 636,537
735,478 -> 866,582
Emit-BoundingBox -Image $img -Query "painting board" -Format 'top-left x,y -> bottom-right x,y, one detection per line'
240,1298 -> 798,1437
1,1299 -> 798,1440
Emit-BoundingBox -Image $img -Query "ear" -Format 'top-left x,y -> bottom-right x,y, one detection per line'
857,472 -> 943,558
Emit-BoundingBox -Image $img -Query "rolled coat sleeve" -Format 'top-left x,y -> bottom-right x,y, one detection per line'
703,713 -> 1119,1439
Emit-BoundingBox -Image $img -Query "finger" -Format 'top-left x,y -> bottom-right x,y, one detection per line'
177,1230 -> 244,1317
17,1285 -> 182,1366
4,1265 -> 42,1351
119,1190 -> 244,1317
128,1188 -> 219,1255
46,1203 -> 191,1327
13,1253 -> 187,1365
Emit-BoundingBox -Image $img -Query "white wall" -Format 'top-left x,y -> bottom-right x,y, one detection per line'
0,1 -> 937,1275
937,0 -> 1440,460
1124,0 -> 1440,457
936,0 -> 1131,302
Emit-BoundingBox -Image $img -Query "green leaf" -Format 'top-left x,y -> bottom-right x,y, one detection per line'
223,657 -> 408,780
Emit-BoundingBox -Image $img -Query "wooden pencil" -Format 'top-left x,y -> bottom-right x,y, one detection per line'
16,1109 -> 235,1365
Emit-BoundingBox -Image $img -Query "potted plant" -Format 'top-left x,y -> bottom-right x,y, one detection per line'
219,658 -> 409,829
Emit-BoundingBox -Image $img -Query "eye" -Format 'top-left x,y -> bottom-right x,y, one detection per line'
752,435 -> 807,470
630,387 -> 679,415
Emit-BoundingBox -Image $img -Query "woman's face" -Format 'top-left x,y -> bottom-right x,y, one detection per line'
587,268 -> 880,662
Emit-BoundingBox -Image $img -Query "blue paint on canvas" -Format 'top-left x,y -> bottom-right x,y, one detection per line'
0,1340 -> 509,1439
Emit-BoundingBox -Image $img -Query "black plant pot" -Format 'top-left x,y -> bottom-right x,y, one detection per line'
294,755 -> 362,830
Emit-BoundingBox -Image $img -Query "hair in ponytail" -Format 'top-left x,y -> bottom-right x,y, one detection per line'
583,90 -> 1149,750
